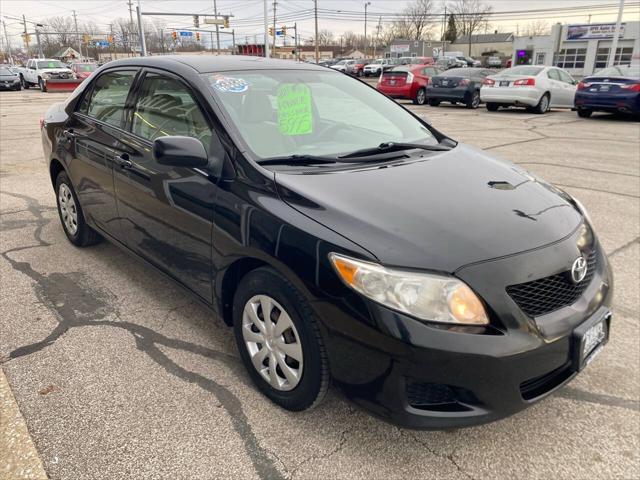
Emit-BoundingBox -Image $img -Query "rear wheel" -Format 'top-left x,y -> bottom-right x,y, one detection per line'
533,93 -> 550,114
55,171 -> 101,247
233,267 -> 329,411
466,90 -> 480,109
486,103 -> 500,112
428,98 -> 440,107
357,69 -> 363,77
413,88 -> 427,105
577,108 -> 593,118
20,75 -> 29,89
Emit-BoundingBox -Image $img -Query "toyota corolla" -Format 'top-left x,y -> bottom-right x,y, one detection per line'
41,56 -> 613,429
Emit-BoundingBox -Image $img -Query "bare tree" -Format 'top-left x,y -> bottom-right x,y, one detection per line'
449,0 -> 492,55
404,0 -> 437,40
523,20 -> 550,37
317,29 -> 335,46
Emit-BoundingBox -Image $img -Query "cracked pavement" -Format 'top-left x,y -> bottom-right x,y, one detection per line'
1,89 -> 639,480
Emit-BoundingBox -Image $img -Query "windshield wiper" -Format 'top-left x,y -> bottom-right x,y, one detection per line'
339,141 -> 452,159
257,154 -> 339,166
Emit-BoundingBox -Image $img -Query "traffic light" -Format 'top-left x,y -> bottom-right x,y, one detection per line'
82,34 -> 90,43
268,26 -> 274,36
172,31 -> 177,41
195,32 -> 201,42
281,25 -> 286,35
107,35 -> 113,44
193,15 -> 199,28
223,16 -> 229,28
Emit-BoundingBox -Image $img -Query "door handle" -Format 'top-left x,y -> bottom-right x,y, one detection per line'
115,154 -> 132,169
63,129 -> 76,141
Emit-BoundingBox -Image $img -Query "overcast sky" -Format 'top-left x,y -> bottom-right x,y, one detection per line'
1,0 -> 638,49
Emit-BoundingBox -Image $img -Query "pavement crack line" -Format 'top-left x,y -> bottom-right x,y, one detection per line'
1,190 -> 285,480
607,236 -> 640,258
289,424 -> 352,480
404,431 -> 476,480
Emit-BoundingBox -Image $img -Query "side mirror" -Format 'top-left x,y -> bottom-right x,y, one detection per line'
153,136 -> 209,169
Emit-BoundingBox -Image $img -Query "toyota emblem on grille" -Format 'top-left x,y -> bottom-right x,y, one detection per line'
571,256 -> 588,283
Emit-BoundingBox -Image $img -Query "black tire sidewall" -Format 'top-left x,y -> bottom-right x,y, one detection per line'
55,171 -> 87,246
233,267 -> 327,411
416,88 -> 427,105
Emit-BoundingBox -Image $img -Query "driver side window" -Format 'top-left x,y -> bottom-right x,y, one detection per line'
131,73 -> 213,152
547,69 -> 560,81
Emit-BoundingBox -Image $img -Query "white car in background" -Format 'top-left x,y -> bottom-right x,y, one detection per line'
363,58 -> 394,76
481,65 -> 578,113
331,59 -> 355,73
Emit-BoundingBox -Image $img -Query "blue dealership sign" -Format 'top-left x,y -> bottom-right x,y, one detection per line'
180,31 -> 194,37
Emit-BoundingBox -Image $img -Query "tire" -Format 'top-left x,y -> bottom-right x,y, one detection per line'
357,69 -> 363,77
466,90 -> 480,109
533,93 -> 550,114
428,98 -> 440,107
20,75 -> 29,89
55,171 -> 101,247
14,84 -> 22,91
486,102 -> 500,112
413,88 -> 427,105
39,77 -> 47,92
577,108 -> 593,118
233,267 -> 329,411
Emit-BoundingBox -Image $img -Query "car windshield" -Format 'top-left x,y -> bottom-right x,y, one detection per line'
594,65 -> 640,78
77,64 -> 97,72
203,69 -> 438,160
390,66 -> 411,72
38,60 -> 64,69
499,66 -> 543,76
334,60 -> 346,65
440,68 -> 473,76
0,67 -> 13,75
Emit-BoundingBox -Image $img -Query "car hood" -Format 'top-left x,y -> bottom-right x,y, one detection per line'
275,144 -> 582,272
42,68 -> 73,74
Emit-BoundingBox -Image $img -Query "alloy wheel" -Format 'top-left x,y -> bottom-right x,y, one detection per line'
58,183 -> 78,235
416,89 -> 426,105
472,92 -> 480,108
242,295 -> 304,391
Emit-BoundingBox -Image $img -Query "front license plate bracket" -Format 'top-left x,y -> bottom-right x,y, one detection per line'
571,311 -> 611,371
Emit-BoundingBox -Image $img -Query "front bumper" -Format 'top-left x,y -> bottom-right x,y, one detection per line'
0,80 -> 20,89
315,231 -> 613,429
480,86 -> 541,106
575,91 -> 640,114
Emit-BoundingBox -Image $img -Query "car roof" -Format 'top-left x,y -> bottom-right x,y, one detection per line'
104,55 -> 326,73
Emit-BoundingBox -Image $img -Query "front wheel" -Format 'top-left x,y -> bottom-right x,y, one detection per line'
428,98 -> 440,107
413,88 -> 427,105
55,171 -> 101,247
39,77 -> 47,92
357,69 -> 363,77
466,90 -> 480,109
486,102 -> 500,111
577,108 -> 593,118
233,267 -> 329,411
20,75 -> 29,89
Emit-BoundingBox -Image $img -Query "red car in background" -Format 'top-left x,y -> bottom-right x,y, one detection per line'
70,62 -> 98,80
349,59 -> 371,77
377,65 -> 442,105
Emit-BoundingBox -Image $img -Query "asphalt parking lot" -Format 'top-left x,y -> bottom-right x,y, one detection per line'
1,88 -> 639,480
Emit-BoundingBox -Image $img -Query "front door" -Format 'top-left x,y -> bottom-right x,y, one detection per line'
114,70 -> 219,301
66,69 -> 137,239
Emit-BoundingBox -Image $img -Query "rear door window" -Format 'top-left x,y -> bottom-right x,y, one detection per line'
547,69 -> 561,81
557,69 -> 574,84
82,70 -> 136,128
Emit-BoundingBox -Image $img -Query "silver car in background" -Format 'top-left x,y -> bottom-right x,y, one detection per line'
481,66 -> 578,113
330,59 -> 355,73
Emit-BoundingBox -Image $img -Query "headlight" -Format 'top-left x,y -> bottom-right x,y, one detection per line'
329,253 -> 489,325
42,72 -> 51,79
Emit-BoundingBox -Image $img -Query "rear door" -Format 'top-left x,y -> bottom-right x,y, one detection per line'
557,69 -> 578,106
65,69 -> 138,239
113,69 -> 219,301
547,68 -> 573,106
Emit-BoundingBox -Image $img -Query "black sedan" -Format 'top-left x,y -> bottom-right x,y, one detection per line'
41,56 -> 612,429
574,64 -> 640,117
427,67 -> 493,108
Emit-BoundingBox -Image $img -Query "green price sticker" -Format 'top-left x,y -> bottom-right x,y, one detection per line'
277,83 -> 313,136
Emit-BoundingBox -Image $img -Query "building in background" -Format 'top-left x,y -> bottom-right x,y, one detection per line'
451,32 -> 514,58
513,21 -> 639,77
384,39 -> 441,59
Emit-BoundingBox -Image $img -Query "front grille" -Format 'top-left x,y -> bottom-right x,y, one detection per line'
406,382 -> 456,407
520,362 -> 573,400
507,250 -> 597,317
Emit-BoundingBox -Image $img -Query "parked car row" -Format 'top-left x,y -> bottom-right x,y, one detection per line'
376,62 -> 639,117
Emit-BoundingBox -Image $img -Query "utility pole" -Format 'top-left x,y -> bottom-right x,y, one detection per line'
263,0 -> 270,58
22,15 -> 30,54
109,23 -> 114,60
232,29 -> 236,53
211,31 -> 214,54
294,22 -> 298,61
34,25 -> 43,58
213,0 -> 220,54
136,1 -> 147,56
441,6 -> 446,55
72,11 -> 81,59
314,0 -> 319,63
160,28 -> 164,54
127,0 -> 134,56
607,0 -> 624,67
364,2 -> 371,58
3,19 -> 13,64
272,1 -> 277,57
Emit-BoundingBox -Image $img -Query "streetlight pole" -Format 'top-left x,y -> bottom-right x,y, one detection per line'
607,0 -> 624,68
213,0 -> 220,54
314,0 -> 319,63
364,2 -> 371,58
272,1 -> 277,57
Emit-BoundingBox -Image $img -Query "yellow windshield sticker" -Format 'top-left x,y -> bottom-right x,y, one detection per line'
277,84 -> 312,136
